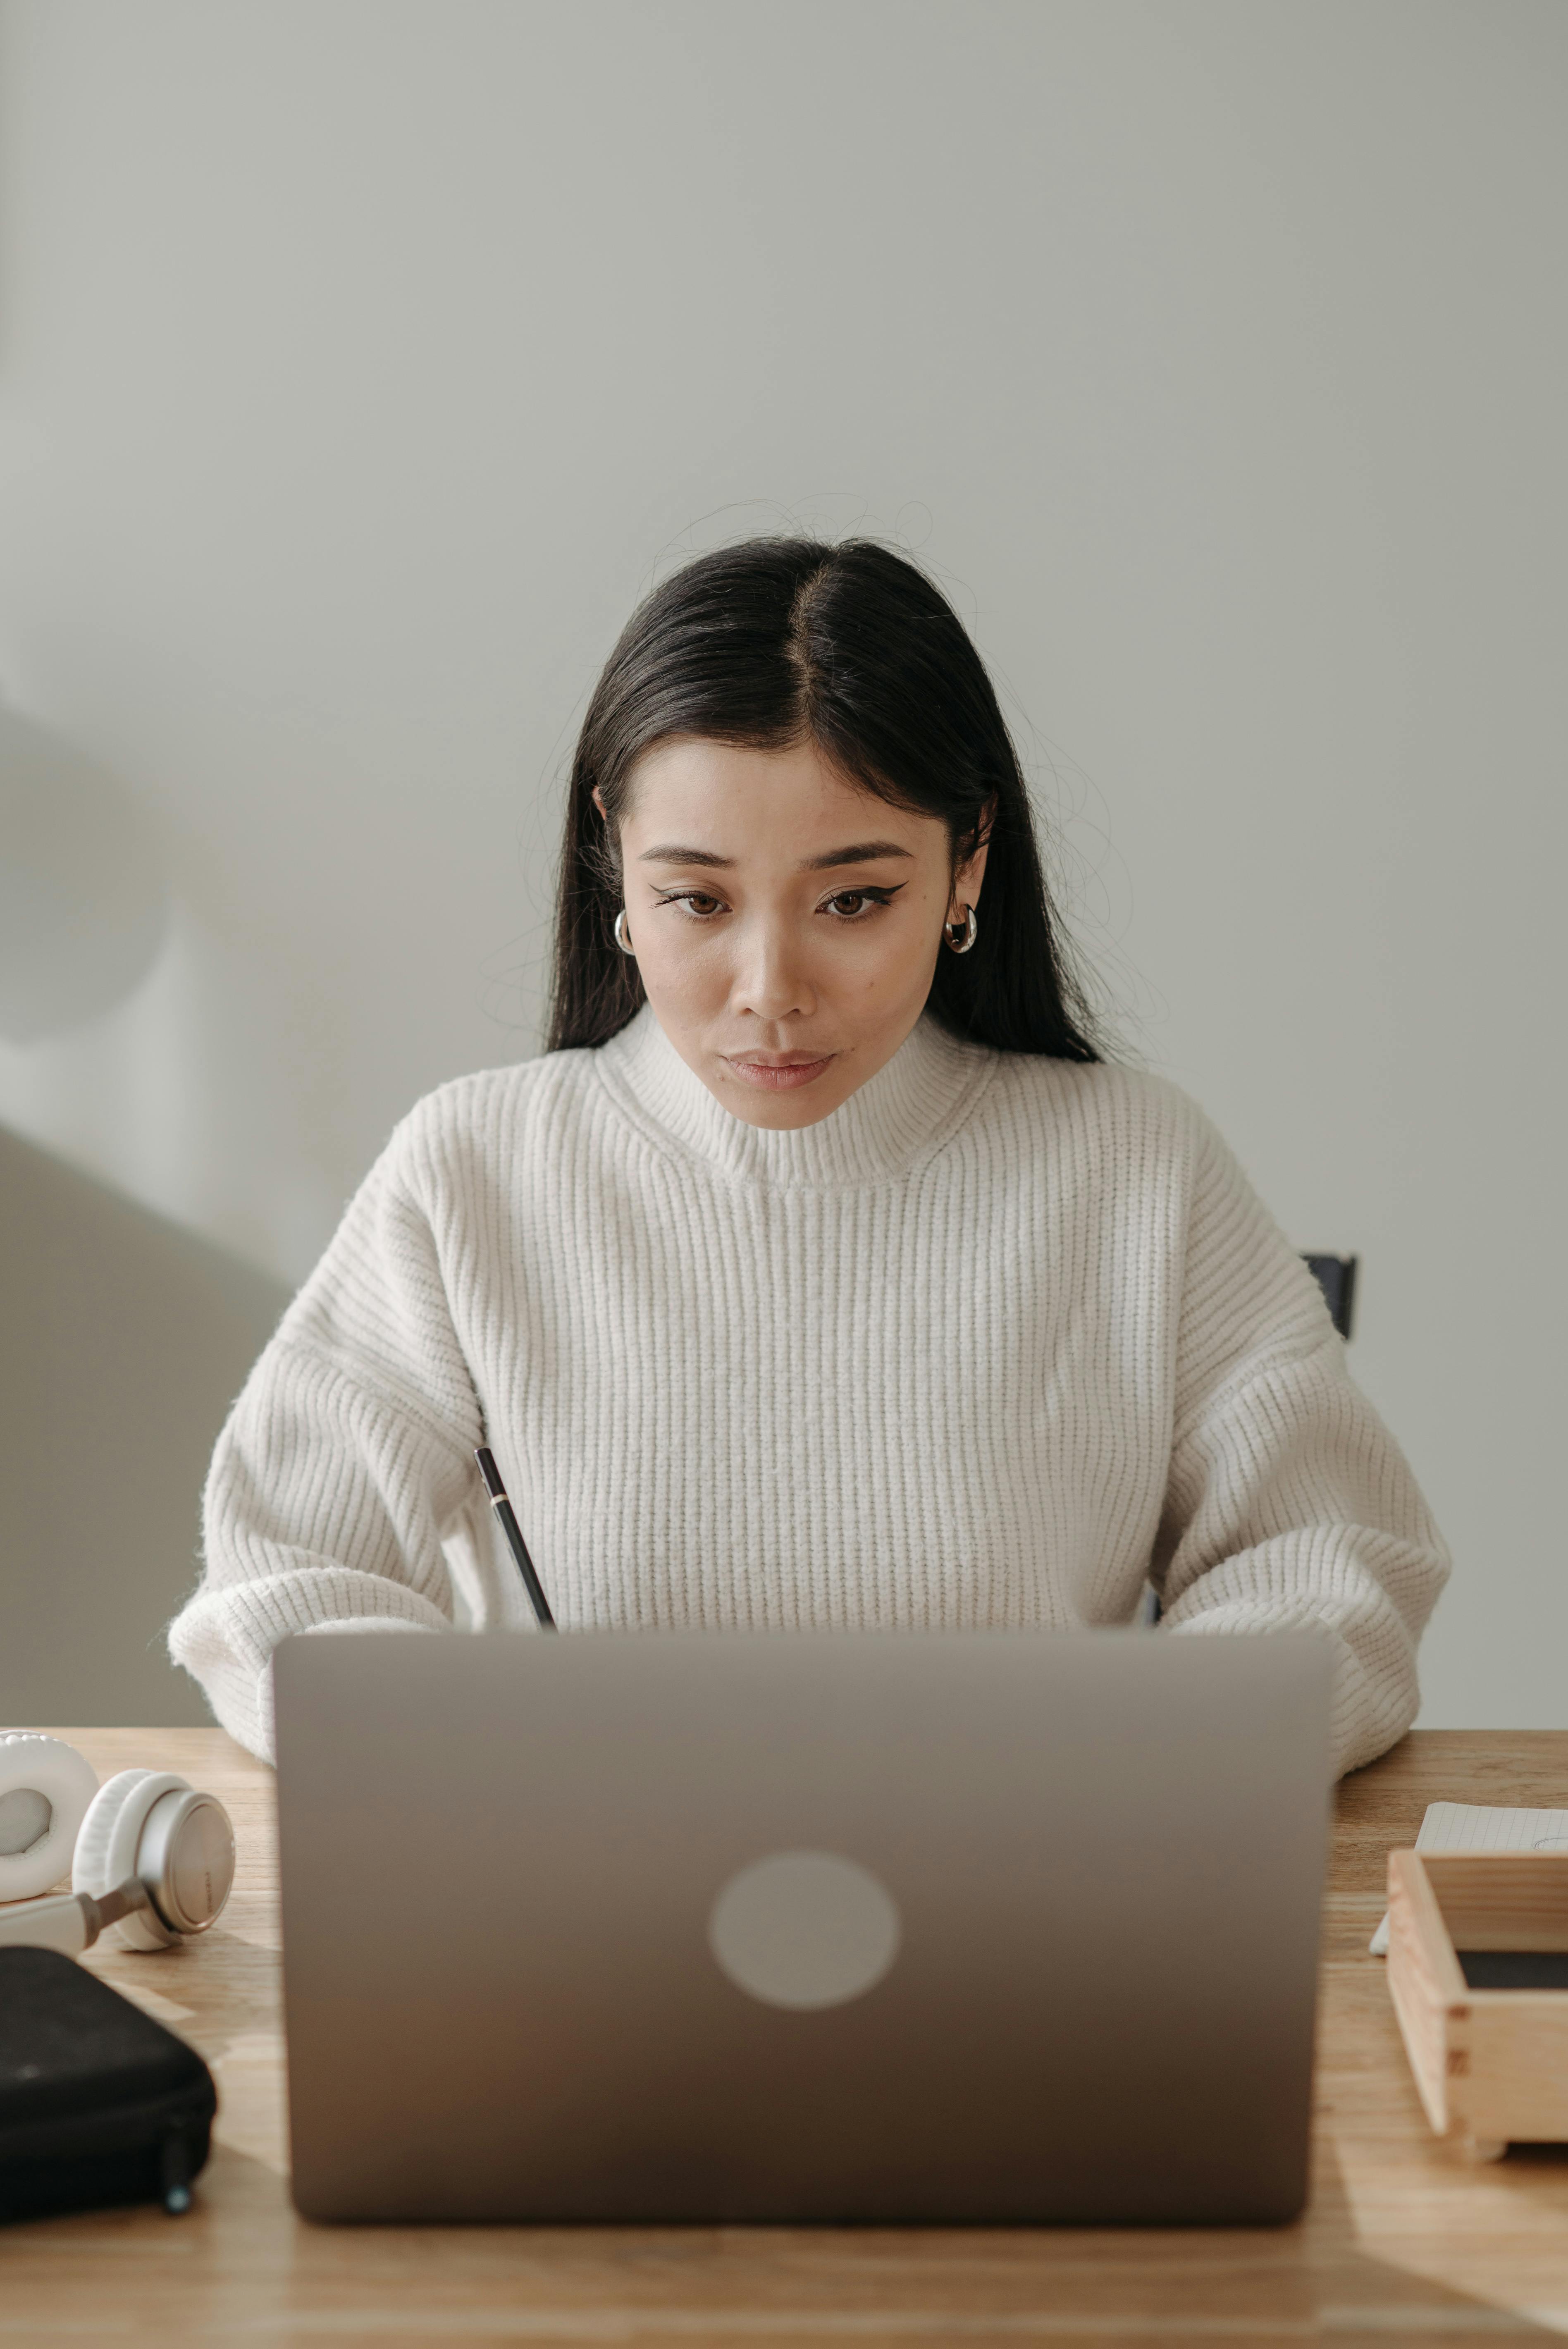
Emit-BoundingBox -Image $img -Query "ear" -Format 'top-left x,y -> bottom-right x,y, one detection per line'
953,798 -> 995,910
591,786 -> 609,821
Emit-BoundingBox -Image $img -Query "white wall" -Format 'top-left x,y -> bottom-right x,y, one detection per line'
1,0 -> 1563,1729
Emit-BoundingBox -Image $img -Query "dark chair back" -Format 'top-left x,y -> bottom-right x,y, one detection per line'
1302,1254 -> 1357,1341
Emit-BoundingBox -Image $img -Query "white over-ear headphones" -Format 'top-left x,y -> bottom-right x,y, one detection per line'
0,1734 -> 236,1958
0,1732 -> 98,1900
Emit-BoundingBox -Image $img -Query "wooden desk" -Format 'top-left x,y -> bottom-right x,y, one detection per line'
6,1730 -> 1568,2346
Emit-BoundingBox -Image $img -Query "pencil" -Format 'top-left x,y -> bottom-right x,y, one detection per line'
473,1446 -> 556,1630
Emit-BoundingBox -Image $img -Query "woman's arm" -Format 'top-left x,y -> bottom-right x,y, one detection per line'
167,1113 -> 484,1761
1152,1113 -> 1451,1777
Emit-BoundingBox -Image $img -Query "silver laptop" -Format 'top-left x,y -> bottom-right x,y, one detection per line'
274,1628 -> 1331,2225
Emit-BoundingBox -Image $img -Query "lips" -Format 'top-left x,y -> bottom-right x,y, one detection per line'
721,1053 -> 837,1092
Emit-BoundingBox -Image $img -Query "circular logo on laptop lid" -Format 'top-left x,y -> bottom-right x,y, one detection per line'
707,1849 -> 902,2010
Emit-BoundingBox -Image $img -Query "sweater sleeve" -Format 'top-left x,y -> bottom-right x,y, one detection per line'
1152,1110 -> 1451,1777
167,1113 -> 483,1761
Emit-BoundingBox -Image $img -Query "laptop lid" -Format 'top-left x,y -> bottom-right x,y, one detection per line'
274,1628 -> 1332,2225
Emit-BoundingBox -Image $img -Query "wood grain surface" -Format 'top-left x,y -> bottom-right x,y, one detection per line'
4,1726 -> 1568,2346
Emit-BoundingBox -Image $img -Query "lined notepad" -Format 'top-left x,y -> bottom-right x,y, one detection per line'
1369,1802 -> 1568,1955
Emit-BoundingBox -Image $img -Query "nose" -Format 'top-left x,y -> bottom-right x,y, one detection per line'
729,911 -> 816,1025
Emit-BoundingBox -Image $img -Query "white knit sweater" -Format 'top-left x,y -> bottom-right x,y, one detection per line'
169,1007 -> 1449,1772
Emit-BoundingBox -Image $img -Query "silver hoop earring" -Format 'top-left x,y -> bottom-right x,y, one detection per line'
613,908 -> 636,957
944,903 -> 979,955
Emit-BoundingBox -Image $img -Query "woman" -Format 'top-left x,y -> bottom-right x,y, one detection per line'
170,538 -> 1449,1769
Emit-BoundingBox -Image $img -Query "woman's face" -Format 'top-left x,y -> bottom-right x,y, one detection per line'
604,737 -> 988,1129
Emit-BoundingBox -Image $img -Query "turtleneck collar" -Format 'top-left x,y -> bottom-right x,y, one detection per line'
594,1004 -> 995,1190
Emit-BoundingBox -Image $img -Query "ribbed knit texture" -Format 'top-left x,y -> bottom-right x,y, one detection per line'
169,1007 -> 1449,1772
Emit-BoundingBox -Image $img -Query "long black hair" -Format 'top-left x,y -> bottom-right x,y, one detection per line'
548,538 -> 1100,1061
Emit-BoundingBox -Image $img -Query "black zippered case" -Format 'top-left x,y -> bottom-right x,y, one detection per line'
0,1947 -> 216,2221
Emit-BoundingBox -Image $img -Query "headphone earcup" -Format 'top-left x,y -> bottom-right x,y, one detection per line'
74,1770 -> 191,1950
0,1734 -> 99,1903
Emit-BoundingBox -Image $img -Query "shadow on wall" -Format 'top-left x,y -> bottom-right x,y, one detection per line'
0,1126 -> 289,1726
0,706 -> 169,1046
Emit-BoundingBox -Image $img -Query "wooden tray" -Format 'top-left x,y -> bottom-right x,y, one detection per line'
1386,1848 -> 1568,2161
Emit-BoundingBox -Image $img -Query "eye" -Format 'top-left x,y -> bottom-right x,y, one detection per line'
656,889 -> 728,920
821,886 -> 899,921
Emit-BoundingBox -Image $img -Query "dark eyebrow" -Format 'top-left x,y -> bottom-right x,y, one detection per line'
637,845 -> 735,868
800,840 -> 915,871
636,839 -> 914,871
